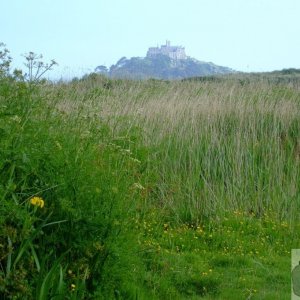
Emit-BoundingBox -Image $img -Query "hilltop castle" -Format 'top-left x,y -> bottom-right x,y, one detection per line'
147,41 -> 187,60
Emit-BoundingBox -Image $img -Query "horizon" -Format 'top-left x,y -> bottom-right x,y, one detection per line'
1,0 -> 300,79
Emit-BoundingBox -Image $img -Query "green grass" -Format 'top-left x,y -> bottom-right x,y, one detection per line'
0,70 -> 300,299
135,209 -> 297,299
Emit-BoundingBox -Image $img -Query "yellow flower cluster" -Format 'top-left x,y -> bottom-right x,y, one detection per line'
30,196 -> 45,208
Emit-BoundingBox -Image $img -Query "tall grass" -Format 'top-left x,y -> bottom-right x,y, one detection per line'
0,77 -> 147,298
1,71 -> 300,298
53,76 -> 300,223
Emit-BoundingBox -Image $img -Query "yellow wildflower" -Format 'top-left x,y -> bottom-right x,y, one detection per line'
30,196 -> 45,208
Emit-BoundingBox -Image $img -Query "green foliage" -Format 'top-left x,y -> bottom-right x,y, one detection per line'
0,43 -> 12,78
95,55 -> 234,79
0,47 -> 143,298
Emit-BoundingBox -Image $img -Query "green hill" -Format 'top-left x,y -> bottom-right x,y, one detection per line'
95,54 -> 235,79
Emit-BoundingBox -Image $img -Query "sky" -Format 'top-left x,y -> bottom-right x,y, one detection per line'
1,0 -> 300,79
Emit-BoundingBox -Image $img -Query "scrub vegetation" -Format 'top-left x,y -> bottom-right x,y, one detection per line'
1,44 -> 300,299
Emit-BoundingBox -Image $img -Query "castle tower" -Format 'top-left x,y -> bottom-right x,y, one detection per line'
147,41 -> 186,60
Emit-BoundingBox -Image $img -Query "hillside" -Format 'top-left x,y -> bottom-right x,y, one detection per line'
95,54 -> 235,79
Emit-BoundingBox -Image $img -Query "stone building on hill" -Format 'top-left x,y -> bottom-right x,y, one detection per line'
147,40 -> 187,60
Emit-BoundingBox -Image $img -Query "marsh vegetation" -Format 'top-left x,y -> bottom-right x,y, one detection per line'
1,47 -> 300,298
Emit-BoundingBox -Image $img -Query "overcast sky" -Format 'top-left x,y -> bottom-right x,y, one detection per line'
1,0 -> 300,79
